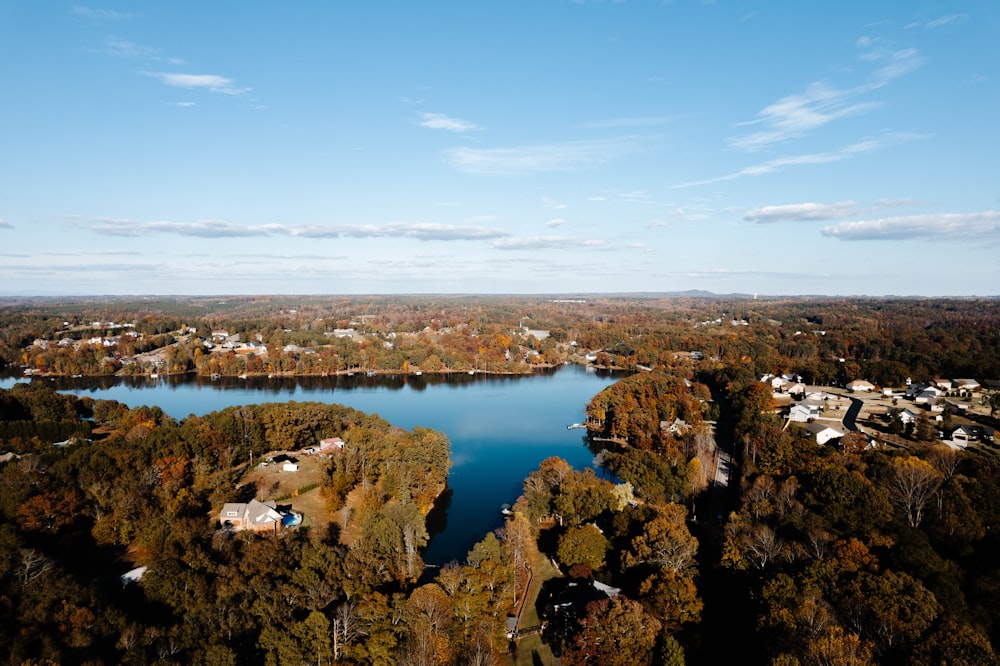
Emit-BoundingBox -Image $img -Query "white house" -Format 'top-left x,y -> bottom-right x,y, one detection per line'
949,425 -> 994,449
954,378 -> 980,392
783,382 -> 807,397
846,379 -> 876,392
789,400 -> 823,423
914,388 -> 942,405
887,407 -> 920,425
661,419 -> 691,436
803,422 -> 844,445
788,404 -> 815,423
319,437 -> 345,451
282,462 -> 299,472
219,499 -> 284,534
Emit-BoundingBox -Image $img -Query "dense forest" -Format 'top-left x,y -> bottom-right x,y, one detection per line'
2,295 -> 1000,665
705,364 -> 1000,665
0,383 -> 461,664
4,295 -> 1000,381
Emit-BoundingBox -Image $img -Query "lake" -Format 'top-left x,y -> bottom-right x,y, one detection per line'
1,365 -> 619,564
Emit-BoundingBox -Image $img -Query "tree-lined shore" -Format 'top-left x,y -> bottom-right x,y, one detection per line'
3,294 -> 1000,664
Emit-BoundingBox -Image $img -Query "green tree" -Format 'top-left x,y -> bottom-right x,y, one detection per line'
638,569 -> 703,630
838,569 -> 939,653
557,524 -> 609,571
911,619 -> 999,666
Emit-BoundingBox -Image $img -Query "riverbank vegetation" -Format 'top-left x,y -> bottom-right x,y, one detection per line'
6,294 -> 1000,381
3,294 -> 1000,664
0,384 -> 456,664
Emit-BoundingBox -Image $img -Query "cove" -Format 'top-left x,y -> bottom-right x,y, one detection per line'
2,365 -> 619,564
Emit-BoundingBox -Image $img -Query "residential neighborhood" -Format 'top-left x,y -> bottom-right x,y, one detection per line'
764,372 -> 998,452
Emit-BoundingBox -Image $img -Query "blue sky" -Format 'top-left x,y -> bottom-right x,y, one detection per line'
1,2 -> 997,296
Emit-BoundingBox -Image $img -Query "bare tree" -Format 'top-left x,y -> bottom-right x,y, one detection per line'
804,526 -> 834,561
17,548 -> 52,588
886,456 -> 942,528
743,524 -> 786,569
927,446 -> 961,482
332,602 -> 365,662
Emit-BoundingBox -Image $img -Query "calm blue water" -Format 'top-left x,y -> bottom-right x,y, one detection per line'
1,366 -> 619,564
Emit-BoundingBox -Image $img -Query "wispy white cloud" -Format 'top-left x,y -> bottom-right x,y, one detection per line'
72,6 -> 132,21
821,211 -> 1000,241
330,223 -> 508,241
545,218 -> 567,228
869,48 -> 922,86
873,198 -> 919,209
648,207 -> 711,227
444,137 -> 643,175
417,112 -> 480,132
168,101 -> 197,108
619,191 -> 655,205
907,14 -> 968,30
0,220 -> 13,229
744,201 -> 859,223
542,197 -> 567,210
143,72 -> 250,96
730,48 -> 921,152
675,138 -> 881,188
490,236 -> 606,250
100,38 -> 157,58
90,219 -> 510,241
580,115 -> 673,128
731,83 -> 878,152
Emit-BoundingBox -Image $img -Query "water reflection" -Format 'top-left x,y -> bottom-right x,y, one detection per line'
0,365 -> 621,564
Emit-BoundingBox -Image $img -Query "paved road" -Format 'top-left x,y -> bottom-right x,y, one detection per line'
713,430 -> 733,489
842,395 -> 863,432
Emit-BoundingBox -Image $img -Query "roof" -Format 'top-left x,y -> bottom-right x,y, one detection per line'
804,422 -> 843,437
220,499 -> 283,528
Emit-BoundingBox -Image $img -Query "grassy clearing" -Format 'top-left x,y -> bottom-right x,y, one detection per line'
505,534 -> 564,665
512,633 -> 558,666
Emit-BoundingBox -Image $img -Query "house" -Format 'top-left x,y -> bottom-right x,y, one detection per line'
762,373 -> 805,397
953,378 -> 980,392
914,388 -> 942,405
803,422 -> 844,445
789,402 -> 821,423
803,388 -> 834,401
660,419 -> 691,436
330,328 -> 356,338
282,461 -> 299,472
784,382 -> 807,397
887,407 -> 920,425
846,379 -> 876,392
933,379 -> 954,391
319,437 -> 345,452
949,425 -> 995,449
761,374 -> 784,389
906,382 -> 941,400
219,499 -> 284,534
120,566 -> 147,585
